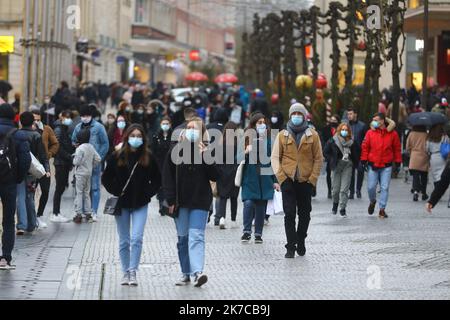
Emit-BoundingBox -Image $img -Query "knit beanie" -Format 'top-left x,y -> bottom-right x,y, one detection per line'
289,103 -> 309,118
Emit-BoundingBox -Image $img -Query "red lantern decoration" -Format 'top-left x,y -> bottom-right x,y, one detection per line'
189,50 -> 201,61
316,74 -> 328,89
357,40 -> 366,51
271,94 -> 279,104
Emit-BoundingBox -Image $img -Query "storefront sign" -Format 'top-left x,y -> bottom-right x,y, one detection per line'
0,36 -> 14,53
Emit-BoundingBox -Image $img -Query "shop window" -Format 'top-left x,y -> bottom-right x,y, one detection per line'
0,55 -> 8,81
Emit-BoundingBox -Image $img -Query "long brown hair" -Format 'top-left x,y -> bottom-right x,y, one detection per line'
245,112 -> 270,149
428,124 -> 445,143
336,123 -> 353,141
116,124 -> 150,167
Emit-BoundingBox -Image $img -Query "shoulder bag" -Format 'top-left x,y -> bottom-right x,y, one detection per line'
103,162 -> 139,216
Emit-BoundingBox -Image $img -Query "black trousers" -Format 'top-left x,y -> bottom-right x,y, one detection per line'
37,175 -> 51,217
53,165 -> 71,215
349,162 -> 365,195
0,183 -> 17,263
215,197 -> 238,223
281,180 -> 312,251
326,162 -> 332,194
410,170 -> 428,194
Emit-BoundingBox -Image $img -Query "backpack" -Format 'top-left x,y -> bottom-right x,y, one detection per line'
0,129 -> 18,183
440,140 -> 450,160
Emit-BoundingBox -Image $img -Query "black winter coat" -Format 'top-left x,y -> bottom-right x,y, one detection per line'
163,142 -> 219,211
324,138 -> 361,170
54,121 -> 75,166
0,118 -> 31,184
102,150 -> 161,210
429,162 -> 450,207
20,127 -> 50,172
217,144 -> 240,199
151,130 -> 172,171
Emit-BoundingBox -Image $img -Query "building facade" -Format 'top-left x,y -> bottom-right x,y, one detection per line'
404,0 -> 450,89
130,0 -> 236,85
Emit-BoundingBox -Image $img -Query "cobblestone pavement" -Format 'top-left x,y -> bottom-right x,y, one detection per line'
1,173 -> 450,300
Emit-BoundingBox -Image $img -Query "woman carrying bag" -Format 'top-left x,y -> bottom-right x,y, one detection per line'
163,117 -> 219,288
102,124 -> 161,287
240,113 -> 279,244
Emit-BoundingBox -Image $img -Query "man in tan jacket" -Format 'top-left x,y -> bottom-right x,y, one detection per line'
32,109 -> 59,228
272,103 -> 323,259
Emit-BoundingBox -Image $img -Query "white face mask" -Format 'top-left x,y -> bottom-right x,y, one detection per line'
35,121 -> 44,130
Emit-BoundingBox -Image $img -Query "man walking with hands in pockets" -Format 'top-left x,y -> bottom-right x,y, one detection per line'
272,103 -> 323,259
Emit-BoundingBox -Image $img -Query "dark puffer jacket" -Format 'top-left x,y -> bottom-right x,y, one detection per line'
0,118 -> 31,184
54,120 -> 75,166
102,149 -> 161,210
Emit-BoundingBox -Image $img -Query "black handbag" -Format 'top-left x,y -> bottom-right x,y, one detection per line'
104,162 -> 139,216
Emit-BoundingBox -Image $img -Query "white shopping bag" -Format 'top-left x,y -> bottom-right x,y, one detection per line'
230,106 -> 242,124
266,191 -> 284,216
273,190 -> 284,215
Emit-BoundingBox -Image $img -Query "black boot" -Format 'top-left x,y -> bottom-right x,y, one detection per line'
332,203 -> 339,215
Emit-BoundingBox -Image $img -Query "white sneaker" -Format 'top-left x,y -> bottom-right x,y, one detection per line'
219,218 -> 226,229
230,221 -> 238,229
50,214 -> 71,223
92,215 -> 98,223
37,217 -> 48,229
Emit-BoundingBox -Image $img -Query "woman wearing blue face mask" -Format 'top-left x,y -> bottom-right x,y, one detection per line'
107,115 -> 128,156
240,113 -> 280,244
102,124 -> 161,287
152,117 -> 173,215
324,123 -> 360,218
162,117 -> 219,288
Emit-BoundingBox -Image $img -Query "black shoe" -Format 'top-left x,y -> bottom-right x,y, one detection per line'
349,194 -> 354,200
254,236 -> 263,244
368,202 -> 376,215
413,193 -> 419,202
340,209 -> 347,218
332,203 -> 339,215
285,250 -> 295,259
356,191 -> 362,199
379,209 -> 389,219
193,273 -> 208,288
297,244 -> 306,257
422,194 -> 429,201
241,234 -> 251,243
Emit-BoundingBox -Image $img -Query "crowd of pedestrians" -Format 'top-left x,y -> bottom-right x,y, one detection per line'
0,79 -> 450,290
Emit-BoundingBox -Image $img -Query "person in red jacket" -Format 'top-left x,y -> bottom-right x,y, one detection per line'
361,113 -> 402,218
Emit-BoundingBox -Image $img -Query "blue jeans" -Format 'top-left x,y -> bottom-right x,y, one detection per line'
368,166 -> 392,210
175,208 -> 208,277
16,181 -> 37,232
243,200 -> 267,237
90,165 -> 101,215
115,205 -> 148,274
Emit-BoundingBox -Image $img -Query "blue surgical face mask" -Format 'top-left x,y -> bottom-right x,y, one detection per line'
372,121 -> 380,129
161,124 -> 171,132
291,115 -> 304,126
63,118 -> 73,126
185,129 -> 200,143
128,137 -> 143,149
117,121 -> 126,130
340,130 -> 349,138
256,124 -> 267,135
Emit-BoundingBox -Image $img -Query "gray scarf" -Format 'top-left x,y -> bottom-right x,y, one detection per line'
333,135 -> 353,162
287,120 -> 309,146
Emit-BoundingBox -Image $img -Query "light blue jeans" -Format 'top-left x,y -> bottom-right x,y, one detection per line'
90,164 -> 101,215
175,208 -> 208,277
115,205 -> 148,274
16,181 -> 37,232
368,166 -> 392,210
